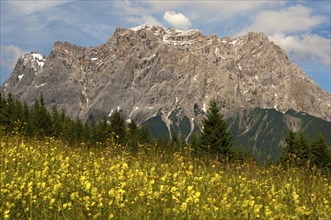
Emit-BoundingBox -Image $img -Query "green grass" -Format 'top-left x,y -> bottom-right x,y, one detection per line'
1,134 -> 330,219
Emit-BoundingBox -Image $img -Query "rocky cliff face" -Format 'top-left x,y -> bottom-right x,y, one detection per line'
1,25 -> 330,134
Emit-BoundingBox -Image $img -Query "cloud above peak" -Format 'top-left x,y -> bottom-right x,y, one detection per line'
163,11 -> 192,29
127,15 -> 162,26
270,33 -> 330,69
0,45 -> 26,70
245,5 -> 325,35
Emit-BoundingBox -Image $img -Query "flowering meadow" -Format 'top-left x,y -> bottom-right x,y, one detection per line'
1,135 -> 330,219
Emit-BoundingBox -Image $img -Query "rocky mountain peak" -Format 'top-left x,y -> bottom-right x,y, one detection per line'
2,52 -> 46,94
245,32 -> 269,43
22,51 -> 46,70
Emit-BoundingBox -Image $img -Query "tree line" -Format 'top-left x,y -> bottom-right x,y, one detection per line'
1,93 -> 330,169
280,130 -> 331,170
0,93 -> 153,147
191,100 -> 331,170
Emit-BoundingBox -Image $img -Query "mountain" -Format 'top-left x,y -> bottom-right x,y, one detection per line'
1,25 -> 330,158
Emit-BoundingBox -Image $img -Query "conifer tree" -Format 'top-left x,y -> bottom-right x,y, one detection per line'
14,100 -> 23,123
188,132 -> 202,155
4,93 -> 16,131
281,131 -> 310,167
73,117 -> 84,142
50,106 -> 62,137
82,123 -> 92,143
310,134 -> 331,168
200,100 -> 232,159
0,93 -> 3,108
294,132 -> 310,166
188,132 -> 200,147
89,120 -> 98,143
281,130 -> 297,164
170,129 -> 180,149
39,94 -> 52,135
31,96 -> 41,134
31,94 -> 52,136
0,93 -> 5,126
127,120 -> 138,149
138,125 -> 152,145
156,136 -> 168,149
110,111 -> 127,145
22,102 -> 31,135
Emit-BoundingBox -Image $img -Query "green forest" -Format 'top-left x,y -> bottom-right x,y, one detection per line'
1,93 -> 330,169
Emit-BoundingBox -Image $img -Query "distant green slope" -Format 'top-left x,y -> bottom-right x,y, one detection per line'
227,108 -> 288,162
143,108 -> 331,163
227,108 -> 330,163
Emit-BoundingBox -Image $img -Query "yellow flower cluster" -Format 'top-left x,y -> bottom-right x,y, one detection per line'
0,135 -> 330,219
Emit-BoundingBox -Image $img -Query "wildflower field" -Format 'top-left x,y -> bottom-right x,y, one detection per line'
1,135 -> 330,219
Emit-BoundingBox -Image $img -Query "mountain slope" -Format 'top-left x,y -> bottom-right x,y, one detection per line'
227,108 -> 331,162
141,106 -> 330,162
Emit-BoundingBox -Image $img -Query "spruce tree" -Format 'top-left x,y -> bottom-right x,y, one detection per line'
127,120 -> 138,149
281,130 -> 297,164
50,106 -> 62,137
138,125 -> 152,145
22,102 -> 31,136
40,94 -> 52,136
4,93 -> 16,132
170,129 -> 180,149
14,99 -> 23,124
30,94 -> 51,136
281,131 -> 310,167
188,132 -> 198,145
294,132 -> 310,166
73,117 -> 84,142
110,111 -> 127,145
310,134 -> 331,168
200,100 -> 232,159
31,96 -> 41,135
89,120 -> 98,144
0,93 -> 5,127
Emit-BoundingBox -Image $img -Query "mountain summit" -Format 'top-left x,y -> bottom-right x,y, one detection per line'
1,25 -> 330,133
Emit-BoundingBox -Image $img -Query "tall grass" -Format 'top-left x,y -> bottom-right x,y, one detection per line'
1,134 -> 330,219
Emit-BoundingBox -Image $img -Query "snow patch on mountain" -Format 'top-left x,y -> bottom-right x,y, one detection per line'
185,117 -> 195,143
22,52 -> 46,72
18,74 -> 24,81
162,29 -> 198,46
35,83 -> 45,88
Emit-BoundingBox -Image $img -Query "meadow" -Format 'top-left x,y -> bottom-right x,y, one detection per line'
1,135 -> 330,219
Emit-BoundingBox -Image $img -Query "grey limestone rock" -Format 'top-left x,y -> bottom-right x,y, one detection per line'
1,25 -> 330,135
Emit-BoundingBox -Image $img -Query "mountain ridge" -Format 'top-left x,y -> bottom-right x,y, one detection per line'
1,25 -> 330,130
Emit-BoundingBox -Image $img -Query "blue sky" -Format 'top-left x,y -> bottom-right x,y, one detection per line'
1,0 -> 330,92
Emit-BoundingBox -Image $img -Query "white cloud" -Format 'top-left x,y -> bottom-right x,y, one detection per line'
0,45 -> 26,70
7,1 -> 71,15
127,15 -> 162,26
163,11 -> 192,29
147,1 -> 282,18
245,5 -> 325,35
270,33 -> 331,69
194,1 -> 282,18
113,1 -> 148,16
